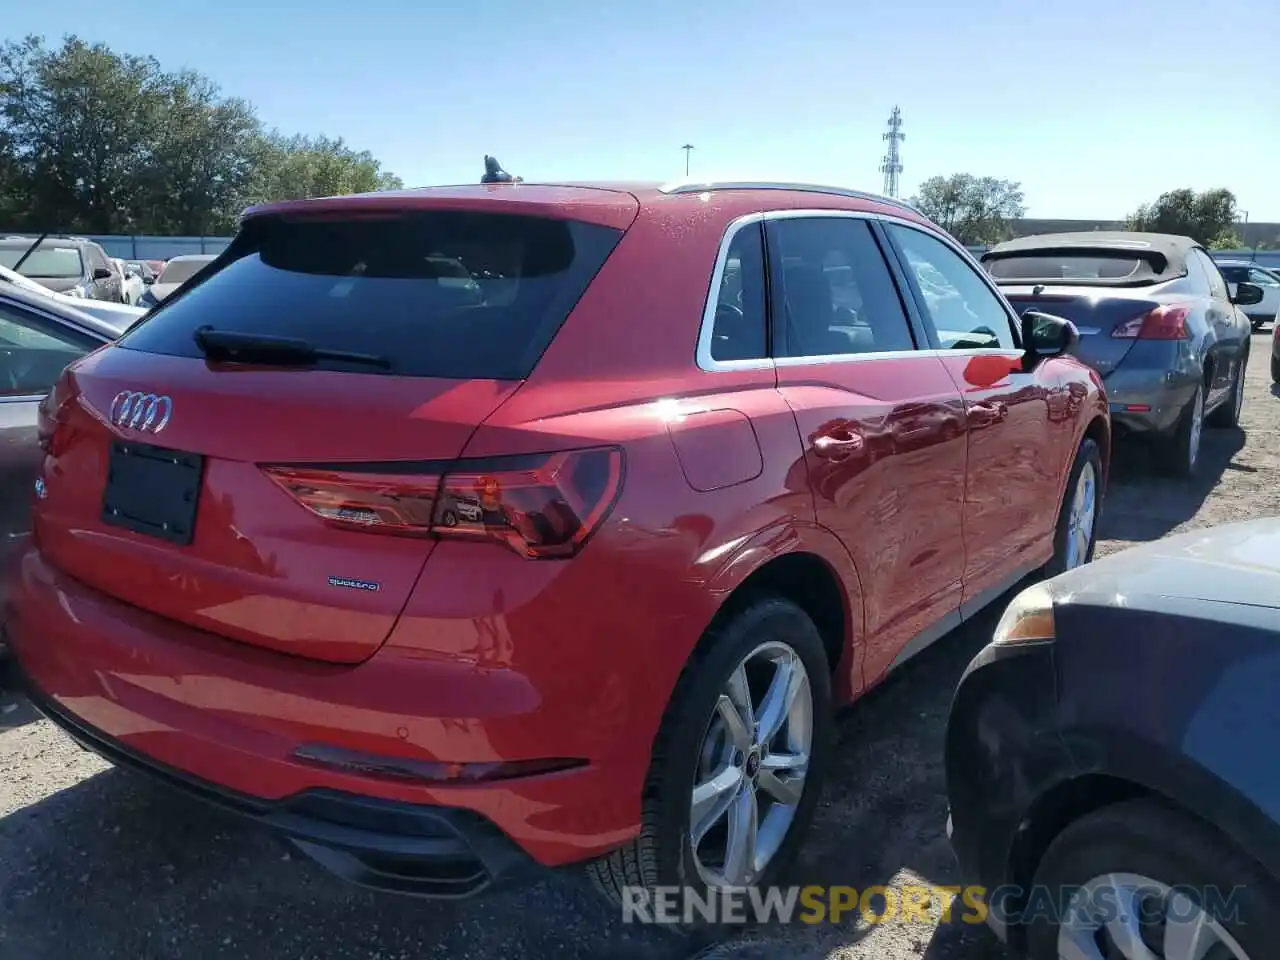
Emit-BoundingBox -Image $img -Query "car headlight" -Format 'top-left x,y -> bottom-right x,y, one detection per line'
991,583 -> 1056,646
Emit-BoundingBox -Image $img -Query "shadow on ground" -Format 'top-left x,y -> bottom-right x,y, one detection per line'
1099,424 -> 1246,545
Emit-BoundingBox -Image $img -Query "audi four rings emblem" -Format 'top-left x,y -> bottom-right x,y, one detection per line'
109,391 -> 173,434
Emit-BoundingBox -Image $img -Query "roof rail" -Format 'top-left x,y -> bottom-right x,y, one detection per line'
658,179 -> 920,214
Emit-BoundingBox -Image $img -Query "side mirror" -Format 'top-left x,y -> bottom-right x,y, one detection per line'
143,275 -> 155,284
92,266 -> 113,280
1022,310 -> 1079,359
1231,281 -> 1264,307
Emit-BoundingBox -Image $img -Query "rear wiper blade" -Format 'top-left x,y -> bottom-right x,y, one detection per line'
192,326 -> 392,370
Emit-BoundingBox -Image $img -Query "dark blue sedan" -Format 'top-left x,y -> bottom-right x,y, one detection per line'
947,519 -> 1280,960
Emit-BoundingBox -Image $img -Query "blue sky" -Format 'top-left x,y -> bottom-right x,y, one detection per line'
8,0 -> 1278,219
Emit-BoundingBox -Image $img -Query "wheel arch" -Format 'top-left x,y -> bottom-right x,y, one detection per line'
702,522 -> 865,703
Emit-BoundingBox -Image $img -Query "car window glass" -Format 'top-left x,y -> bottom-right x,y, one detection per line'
709,223 -> 767,362
886,224 -> 1016,350
0,303 -> 96,396
768,217 -> 915,358
1218,265 -> 1249,284
1197,251 -> 1229,300
1249,268 -> 1279,287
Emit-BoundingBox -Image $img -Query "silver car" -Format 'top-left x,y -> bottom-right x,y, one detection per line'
982,231 -> 1262,477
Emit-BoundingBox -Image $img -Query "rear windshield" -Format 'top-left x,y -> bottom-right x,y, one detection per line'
158,258 -> 213,285
0,246 -> 85,279
984,253 -> 1148,282
118,212 -> 623,379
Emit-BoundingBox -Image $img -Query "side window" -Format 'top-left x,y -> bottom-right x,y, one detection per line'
768,217 -> 915,359
89,245 -> 111,277
1196,251 -> 1229,300
1249,268 -> 1279,287
0,304 -> 97,397
885,224 -> 1018,351
708,223 -> 767,362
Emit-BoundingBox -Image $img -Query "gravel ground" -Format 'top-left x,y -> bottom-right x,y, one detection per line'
3,334 -> 1278,960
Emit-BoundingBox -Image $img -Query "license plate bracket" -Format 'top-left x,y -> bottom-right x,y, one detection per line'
101,440 -> 204,546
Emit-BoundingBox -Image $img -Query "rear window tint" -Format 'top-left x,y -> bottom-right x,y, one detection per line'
118,212 -> 624,379
984,254 -> 1147,281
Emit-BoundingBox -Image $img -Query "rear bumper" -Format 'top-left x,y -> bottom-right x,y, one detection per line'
3,546 -> 647,873
1105,375 -> 1195,436
14,662 -> 539,898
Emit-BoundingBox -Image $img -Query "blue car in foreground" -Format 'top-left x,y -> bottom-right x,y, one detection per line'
947,518 -> 1280,960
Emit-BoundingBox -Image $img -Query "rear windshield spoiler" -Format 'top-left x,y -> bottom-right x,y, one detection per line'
981,245 -> 1179,287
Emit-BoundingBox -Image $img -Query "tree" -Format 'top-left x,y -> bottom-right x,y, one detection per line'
1126,188 -> 1239,247
910,174 -> 1026,245
249,133 -> 403,206
0,35 -> 403,235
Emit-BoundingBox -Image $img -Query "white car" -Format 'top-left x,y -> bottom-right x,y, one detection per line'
112,257 -> 145,305
1217,259 -> 1280,330
0,263 -> 145,333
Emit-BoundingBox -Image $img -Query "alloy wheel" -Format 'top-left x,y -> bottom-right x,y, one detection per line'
1058,871 -> 1252,960
1064,461 -> 1097,570
689,641 -> 812,889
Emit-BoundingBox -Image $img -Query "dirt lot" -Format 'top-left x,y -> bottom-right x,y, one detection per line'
3,334 -> 1278,960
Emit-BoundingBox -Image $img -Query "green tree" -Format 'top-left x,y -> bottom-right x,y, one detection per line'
0,35 -> 404,234
910,174 -> 1026,245
0,35 -> 163,232
1126,188 -> 1239,247
250,133 -> 403,205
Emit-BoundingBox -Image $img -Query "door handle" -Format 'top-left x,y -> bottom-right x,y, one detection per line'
967,400 -> 1007,425
813,433 -> 864,460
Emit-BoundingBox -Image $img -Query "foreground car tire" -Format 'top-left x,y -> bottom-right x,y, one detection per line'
1026,800 -> 1279,960
1043,437 -> 1103,577
1272,355 -> 1279,384
586,597 -> 832,926
1158,385 -> 1204,478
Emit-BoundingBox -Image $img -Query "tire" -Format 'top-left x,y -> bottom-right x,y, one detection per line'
1207,352 -> 1247,428
1158,385 -> 1203,479
1042,437 -> 1103,578
1025,800 -> 1280,960
586,597 -> 832,929
1272,355 -> 1280,384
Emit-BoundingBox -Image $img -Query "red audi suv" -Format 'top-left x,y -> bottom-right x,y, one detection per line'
3,180 -> 1109,911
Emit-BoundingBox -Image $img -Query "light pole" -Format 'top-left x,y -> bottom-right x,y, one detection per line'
681,144 -> 694,177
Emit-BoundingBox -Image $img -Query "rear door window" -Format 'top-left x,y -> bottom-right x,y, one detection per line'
0,302 -> 99,396
118,212 -> 624,380
766,217 -> 916,358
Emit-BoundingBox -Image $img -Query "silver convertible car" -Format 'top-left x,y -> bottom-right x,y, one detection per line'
982,232 -> 1262,477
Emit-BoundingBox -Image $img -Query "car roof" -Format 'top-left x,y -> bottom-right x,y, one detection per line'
241,180 -> 929,231
0,280 -> 120,341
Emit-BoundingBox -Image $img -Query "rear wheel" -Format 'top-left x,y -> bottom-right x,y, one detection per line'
1043,437 -> 1102,577
1272,354 -> 1280,384
586,597 -> 832,928
1026,801 -> 1280,960
1158,385 -> 1203,478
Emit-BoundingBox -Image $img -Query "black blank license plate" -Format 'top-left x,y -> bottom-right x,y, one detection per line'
101,441 -> 204,545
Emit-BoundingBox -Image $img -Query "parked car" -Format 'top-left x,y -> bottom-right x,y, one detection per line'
0,236 -> 125,303
137,254 -> 216,309
111,257 -> 144,305
1216,259 -> 1280,330
982,232 -> 1261,477
946,517 -> 1280,959
0,263 -> 145,331
0,283 -> 122,596
1272,318 -> 1280,383
3,180 -> 1108,913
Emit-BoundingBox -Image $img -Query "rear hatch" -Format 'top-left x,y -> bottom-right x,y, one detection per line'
983,246 -> 1182,378
34,188 -> 634,663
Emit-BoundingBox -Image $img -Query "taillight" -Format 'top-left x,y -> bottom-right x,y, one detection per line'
262,446 -> 624,559
1111,304 -> 1192,340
